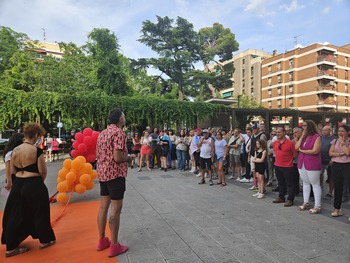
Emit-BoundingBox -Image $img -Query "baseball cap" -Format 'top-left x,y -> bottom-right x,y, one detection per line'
202,129 -> 209,133
252,123 -> 260,129
195,128 -> 202,132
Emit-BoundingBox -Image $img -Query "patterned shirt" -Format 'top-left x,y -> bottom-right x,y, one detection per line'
96,124 -> 128,182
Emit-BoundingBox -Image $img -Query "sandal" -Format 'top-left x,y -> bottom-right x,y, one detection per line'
221,182 -> 227,187
309,207 -> 321,214
5,247 -> 30,257
216,182 -> 222,185
298,202 -> 309,211
40,241 -> 56,249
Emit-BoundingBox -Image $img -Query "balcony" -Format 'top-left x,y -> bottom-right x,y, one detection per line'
317,70 -> 337,80
316,99 -> 336,111
317,56 -> 336,66
316,85 -> 337,95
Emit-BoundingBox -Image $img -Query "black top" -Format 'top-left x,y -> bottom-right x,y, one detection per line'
14,147 -> 43,173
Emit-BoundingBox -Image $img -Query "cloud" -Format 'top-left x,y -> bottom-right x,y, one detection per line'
280,0 -> 305,13
266,22 -> 274,27
244,0 -> 276,17
322,6 -> 331,14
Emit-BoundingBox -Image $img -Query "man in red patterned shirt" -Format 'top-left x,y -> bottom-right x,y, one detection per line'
96,108 -> 135,257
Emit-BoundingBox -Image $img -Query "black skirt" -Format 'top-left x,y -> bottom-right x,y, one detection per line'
1,176 -> 56,250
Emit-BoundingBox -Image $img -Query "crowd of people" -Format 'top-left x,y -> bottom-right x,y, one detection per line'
1,112 -> 350,258
125,121 -> 350,221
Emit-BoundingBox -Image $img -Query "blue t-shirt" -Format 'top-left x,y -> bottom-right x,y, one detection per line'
321,135 -> 337,163
214,139 -> 227,159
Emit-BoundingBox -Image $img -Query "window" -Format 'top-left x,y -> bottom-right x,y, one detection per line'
277,86 -> 281,95
268,89 -> 272,97
346,70 -> 348,80
268,77 -> 272,86
268,65 -> 272,74
278,74 -> 281,84
268,101 -> 272,109
345,84 -> 348,93
251,88 -> 254,95
242,79 -> 245,88
242,59 -> 245,67
251,80 -> 254,86
289,85 -> 294,93
289,59 -> 294,68
277,62 -> 281,71
289,72 -> 293,81
289,98 -> 294,107
345,97 -> 348,106
242,69 -> 245,78
278,99 -> 282,108
251,66 -> 254,75
345,57 -> 348,67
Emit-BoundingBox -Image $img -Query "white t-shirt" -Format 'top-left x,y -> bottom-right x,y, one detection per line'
200,137 -> 213,159
4,151 -> 12,163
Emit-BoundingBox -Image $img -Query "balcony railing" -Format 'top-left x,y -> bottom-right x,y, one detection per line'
317,56 -> 336,63
316,85 -> 336,91
317,71 -> 336,77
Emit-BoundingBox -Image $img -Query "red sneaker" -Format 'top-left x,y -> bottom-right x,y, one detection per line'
108,242 -> 128,257
96,237 -> 111,251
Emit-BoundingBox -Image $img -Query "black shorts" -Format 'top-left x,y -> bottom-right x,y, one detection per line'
200,157 -> 212,170
99,177 -> 126,200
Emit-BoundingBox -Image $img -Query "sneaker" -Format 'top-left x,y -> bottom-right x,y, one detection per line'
97,237 -> 111,251
198,179 -> 205,184
194,169 -> 199,174
209,179 -> 213,186
236,177 -> 242,181
257,193 -> 265,199
249,178 -> 254,183
248,185 -> 257,190
196,173 -> 202,177
252,188 -> 259,192
252,192 -> 259,197
240,178 -> 250,183
205,172 -> 208,178
108,242 -> 128,257
228,175 -> 235,180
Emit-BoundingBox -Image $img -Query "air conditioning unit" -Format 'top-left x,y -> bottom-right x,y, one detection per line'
330,81 -> 334,85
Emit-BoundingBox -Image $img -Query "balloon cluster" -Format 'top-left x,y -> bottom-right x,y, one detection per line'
56,156 -> 97,204
71,128 -> 100,163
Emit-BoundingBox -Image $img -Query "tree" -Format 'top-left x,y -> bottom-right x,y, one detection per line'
197,23 -> 239,98
139,16 -> 201,100
138,17 -> 239,100
0,26 -> 29,74
84,28 -> 132,96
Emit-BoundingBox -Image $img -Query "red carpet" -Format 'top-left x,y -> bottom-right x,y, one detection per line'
1,201 -> 117,262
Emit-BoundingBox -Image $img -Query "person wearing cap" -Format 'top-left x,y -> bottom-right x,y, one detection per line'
96,108 -> 136,257
227,128 -> 242,181
190,128 -> 202,174
198,129 -> 215,185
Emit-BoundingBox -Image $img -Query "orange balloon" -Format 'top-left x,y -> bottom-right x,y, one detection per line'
57,181 -> 69,192
82,163 -> 93,174
66,171 -> 77,184
71,158 -> 84,171
75,155 -> 87,164
79,173 -> 91,185
75,183 -> 86,194
58,167 -> 69,179
63,159 -> 72,169
90,170 -> 97,180
56,193 -> 68,204
86,181 -> 95,190
67,183 -> 74,192
57,177 -> 64,183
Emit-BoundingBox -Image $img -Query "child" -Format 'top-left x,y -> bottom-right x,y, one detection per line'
252,139 -> 267,198
51,136 -> 60,162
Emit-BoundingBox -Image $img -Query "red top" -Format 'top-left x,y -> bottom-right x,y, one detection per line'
52,140 -> 60,151
96,124 -> 128,182
273,139 -> 296,167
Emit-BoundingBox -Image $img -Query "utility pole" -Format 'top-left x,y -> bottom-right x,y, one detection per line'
41,28 -> 46,42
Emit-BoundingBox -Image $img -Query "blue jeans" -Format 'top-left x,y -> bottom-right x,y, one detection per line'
176,149 -> 186,170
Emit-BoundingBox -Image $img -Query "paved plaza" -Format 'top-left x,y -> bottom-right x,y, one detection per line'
1,158 -> 349,263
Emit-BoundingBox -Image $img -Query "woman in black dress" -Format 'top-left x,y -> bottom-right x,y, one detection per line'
252,139 -> 267,199
1,123 -> 56,257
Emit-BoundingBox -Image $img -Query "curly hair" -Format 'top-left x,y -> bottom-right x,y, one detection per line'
23,122 -> 45,139
303,120 -> 319,136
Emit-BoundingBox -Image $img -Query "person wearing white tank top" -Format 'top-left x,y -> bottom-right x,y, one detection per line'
198,129 -> 215,185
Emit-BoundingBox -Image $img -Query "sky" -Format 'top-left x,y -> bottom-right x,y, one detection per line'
0,0 -> 349,66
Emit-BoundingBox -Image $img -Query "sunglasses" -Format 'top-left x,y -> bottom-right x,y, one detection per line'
278,143 -> 283,150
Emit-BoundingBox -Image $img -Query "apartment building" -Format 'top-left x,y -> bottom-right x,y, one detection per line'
32,42 -> 64,61
218,49 -> 272,102
261,43 -> 350,113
